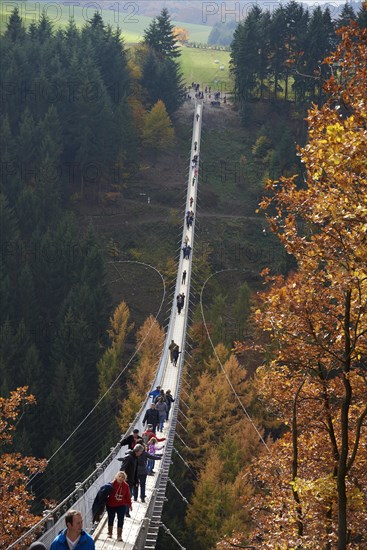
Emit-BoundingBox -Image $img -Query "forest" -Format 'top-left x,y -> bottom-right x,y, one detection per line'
1,2 -> 367,549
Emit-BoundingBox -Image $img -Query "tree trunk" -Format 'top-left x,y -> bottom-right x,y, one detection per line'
292,380 -> 305,539
337,290 -> 352,550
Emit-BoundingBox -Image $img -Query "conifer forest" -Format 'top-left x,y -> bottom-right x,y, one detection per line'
1,2 -> 367,549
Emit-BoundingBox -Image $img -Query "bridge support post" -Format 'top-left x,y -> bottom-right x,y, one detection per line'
75,482 -> 84,499
43,510 -> 54,531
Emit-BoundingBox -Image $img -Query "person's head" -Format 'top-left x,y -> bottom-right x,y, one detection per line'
156,385 -> 161,391
150,403 -> 156,409
65,510 -> 83,535
166,390 -> 171,395
29,543 -> 47,550
134,443 -> 144,457
113,471 -> 127,483
147,424 -> 153,430
133,429 -> 139,438
160,389 -> 165,395
149,438 -> 157,445
158,397 -> 163,402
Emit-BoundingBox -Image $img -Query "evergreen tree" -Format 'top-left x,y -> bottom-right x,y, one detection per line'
336,2 -> 356,30
233,282 -> 251,335
16,263 -> 39,329
0,115 -> 18,200
36,12 -> 53,43
17,108 -> 37,176
5,7 -> 26,42
144,8 -> 180,59
143,18 -> 161,52
230,6 -> 264,103
357,2 -> 367,28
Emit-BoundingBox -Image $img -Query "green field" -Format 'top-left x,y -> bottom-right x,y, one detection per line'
0,1 -> 212,43
180,46 -> 231,88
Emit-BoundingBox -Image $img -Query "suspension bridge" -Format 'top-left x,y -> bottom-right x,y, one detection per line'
10,101 -> 203,550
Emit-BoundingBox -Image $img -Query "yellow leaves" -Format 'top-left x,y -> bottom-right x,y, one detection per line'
326,122 -> 344,142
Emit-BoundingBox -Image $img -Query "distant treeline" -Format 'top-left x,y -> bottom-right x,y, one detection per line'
208,1 -> 364,46
230,1 -> 367,106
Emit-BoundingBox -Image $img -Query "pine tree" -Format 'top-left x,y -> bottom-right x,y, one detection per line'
5,7 -> 26,42
144,8 -> 180,60
17,108 -> 37,175
36,12 -> 53,43
156,8 -> 181,59
336,2 -> 356,29
16,263 -> 39,329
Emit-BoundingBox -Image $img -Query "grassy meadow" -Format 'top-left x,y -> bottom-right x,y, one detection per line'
180,46 -> 231,88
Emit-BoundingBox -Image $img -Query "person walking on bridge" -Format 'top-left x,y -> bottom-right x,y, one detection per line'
134,446 -> 162,502
118,444 -> 144,517
182,270 -> 187,284
148,385 -> 161,402
143,403 -> 159,432
119,428 -> 141,450
169,339 -> 178,363
165,389 -> 175,420
172,344 -> 180,367
106,471 -> 131,541
50,509 -> 94,550
156,397 -> 167,432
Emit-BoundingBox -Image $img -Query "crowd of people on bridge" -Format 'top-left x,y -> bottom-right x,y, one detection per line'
30,109 -> 200,550
185,82 -> 227,104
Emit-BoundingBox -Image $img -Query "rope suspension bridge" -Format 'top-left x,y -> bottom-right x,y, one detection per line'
10,101 -> 203,550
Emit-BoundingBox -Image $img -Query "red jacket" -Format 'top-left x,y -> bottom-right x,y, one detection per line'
106,480 -> 131,508
142,429 -> 166,443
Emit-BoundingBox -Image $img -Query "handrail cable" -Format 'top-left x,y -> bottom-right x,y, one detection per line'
27,260 -> 166,481
199,269 -> 271,452
160,522 -> 186,550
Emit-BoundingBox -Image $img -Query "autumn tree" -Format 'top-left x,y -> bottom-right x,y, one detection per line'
118,315 -> 165,431
142,100 -> 175,150
183,346 -> 261,549
234,19 -> 367,550
0,387 -> 47,548
173,27 -> 189,43
97,301 -> 133,399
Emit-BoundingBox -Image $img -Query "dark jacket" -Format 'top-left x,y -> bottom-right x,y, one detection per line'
118,450 -> 138,486
166,393 -> 175,409
92,483 -> 113,522
137,450 -> 162,476
119,434 -> 140,449
143,408 -> 159,426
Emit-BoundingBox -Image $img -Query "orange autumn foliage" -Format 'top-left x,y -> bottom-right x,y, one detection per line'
232,19 -> 367,550
0,387 -> 47,548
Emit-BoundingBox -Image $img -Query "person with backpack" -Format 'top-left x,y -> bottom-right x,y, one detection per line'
118,444 -> 144,517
